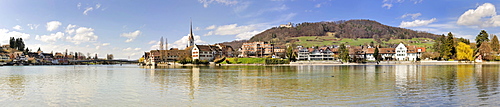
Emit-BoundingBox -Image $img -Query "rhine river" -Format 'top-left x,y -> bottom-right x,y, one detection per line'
0,64 -> 499,106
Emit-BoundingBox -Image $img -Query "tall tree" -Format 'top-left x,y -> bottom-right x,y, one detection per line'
9,37 -> 15,48
479,42 -> 494,61
445,32 -> 456,59
37,47 -> 41,52
339,44 -> 349,62
24,47 -> 29,54
476,30 -> 489,48
439,34 -> 451,60
432,34 -> 444,53
456,42 -> 474,61
373,47 -> 381,62
16,38 -> 25,51
285,45 -> 297,62
491,35 -> 499,52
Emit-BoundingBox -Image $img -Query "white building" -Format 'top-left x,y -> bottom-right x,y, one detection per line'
395,43 -> 425,61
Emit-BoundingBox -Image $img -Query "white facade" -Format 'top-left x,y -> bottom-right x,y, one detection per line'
191,45 -> 214,61
395,43 -> 408,60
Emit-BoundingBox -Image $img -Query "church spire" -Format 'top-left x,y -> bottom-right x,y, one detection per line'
188,18 -> 195,47
160,36 -> 164,50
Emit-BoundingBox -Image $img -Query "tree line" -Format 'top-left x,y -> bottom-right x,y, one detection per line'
9,37 -> 29,53
423,30 -> 500,61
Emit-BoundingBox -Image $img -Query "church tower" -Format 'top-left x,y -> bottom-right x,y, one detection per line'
188,19 -> 195,47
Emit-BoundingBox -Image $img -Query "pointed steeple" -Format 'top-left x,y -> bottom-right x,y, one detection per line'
188,18 -> 195,47
160,37 -> 164,50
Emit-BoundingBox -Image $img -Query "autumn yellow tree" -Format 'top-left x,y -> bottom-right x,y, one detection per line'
456,42 -> 474,61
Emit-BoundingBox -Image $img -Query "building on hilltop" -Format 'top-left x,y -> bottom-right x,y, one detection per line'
279,22 -> 293,28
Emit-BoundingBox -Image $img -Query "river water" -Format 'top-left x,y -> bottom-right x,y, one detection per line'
0,64 -> 499,106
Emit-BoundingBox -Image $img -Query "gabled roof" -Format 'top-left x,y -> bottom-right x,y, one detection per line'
365,48 -> 396,54
195,45 -> 214,51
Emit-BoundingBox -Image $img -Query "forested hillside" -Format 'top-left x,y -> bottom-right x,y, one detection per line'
223,19 -> 439,49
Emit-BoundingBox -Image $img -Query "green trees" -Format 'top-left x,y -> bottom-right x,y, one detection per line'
491,35 -> 499,52
9,37 -> 15,49
339,44 -> 349,62
444,32 -> 456,59
373,47 -> 381,62
286,45 -> 297,62
456,42 -> 474,61
476,30 -> 489,48
433,32 -> 456,60
9,37 -> 25,51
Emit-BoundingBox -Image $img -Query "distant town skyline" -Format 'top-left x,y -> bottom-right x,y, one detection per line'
1,0 -> 500,59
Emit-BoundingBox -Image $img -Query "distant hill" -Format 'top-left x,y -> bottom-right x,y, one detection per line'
222,19 -> 439,49
219,40 -> 247,50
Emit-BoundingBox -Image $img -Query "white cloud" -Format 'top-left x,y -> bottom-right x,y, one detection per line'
382,3 -> 392,9
399,18 -> 437,27
65,27 -> 98,44
206,25 -> 216,30
198,0 -> 238,8
12,25 -> 22,30
122,47 -> 141,51
148,40 -> 158,44
120,30 -> 141,42
233,1 -> 250,13
65,24 -> 77,34
0,29 -> 31,44
315,3 -> 323,8
457,3 -> 500,28
235,30 -> 262,40
46,21 -> 62,31
102,43 -> 110,46
167,34 -> 207,50
77,3 -> 81,9
382,0 -> 421,9
96,4 -> 101,9
401,13 -> 421,19
204,24 -> 257,36
35,32 -> 64,43
204,23 -> 273,40
27,24 -> 40,30
83,7 -> 93,15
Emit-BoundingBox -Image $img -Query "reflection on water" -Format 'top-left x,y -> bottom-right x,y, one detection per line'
1,64 -> 500,106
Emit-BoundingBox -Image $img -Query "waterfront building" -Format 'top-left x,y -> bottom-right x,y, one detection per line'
297,46 -> 336,60
297,43 -> 425,61
240,41 -> 282,57
365,48 -> 396,61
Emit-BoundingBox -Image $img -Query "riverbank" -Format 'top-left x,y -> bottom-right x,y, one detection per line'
290,60 -> 500,65
145,60 -> 500,67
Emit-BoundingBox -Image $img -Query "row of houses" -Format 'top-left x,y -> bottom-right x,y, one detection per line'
297,43 -> 426,61
144,43 -> 235,64
1,44 -> 109,64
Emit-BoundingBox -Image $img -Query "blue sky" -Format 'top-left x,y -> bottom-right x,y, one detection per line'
1,0 -> 500,59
